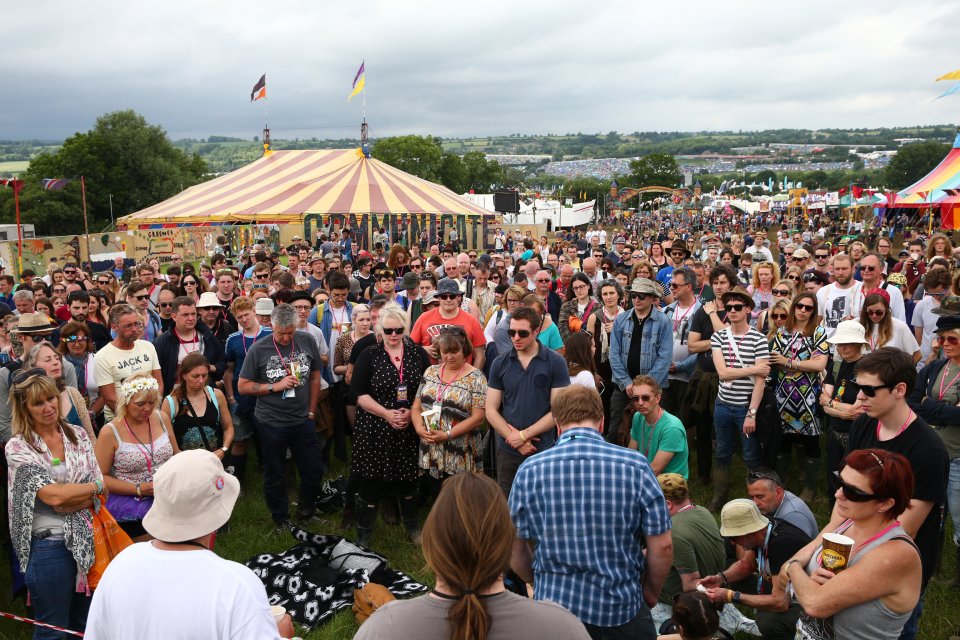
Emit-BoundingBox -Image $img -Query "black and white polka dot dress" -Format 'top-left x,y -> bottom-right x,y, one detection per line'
352,337 -> 429,481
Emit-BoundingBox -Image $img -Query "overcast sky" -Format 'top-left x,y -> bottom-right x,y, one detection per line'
3,0 -> 959,142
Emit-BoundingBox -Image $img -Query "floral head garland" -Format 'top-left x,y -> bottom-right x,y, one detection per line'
119,376 -> 159,405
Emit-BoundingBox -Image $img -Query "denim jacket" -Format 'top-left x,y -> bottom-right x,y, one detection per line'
609,307 -> 673,390
311,300 -> 353,384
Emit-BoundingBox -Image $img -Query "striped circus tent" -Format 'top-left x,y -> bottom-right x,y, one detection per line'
117,149 -> 492,227
883,133 -> 960,229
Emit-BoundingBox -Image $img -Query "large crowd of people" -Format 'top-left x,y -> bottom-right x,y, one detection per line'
1,219 -> 958,639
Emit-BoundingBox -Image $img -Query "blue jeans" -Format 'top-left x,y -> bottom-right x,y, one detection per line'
582,602 -> 655,640
257,418 -> 326,524
714,402 -> 762,468
24,537 -> 90,639
897,588 -> 925,640
948,458 -> 960,546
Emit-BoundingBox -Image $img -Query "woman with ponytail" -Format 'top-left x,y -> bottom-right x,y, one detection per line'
354,472 -> 590,640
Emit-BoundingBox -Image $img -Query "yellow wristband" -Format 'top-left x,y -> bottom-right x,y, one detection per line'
727,589 -> 734,603
519,430 -> 527,443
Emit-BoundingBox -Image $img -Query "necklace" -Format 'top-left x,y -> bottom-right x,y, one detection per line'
124,416 -> 155,477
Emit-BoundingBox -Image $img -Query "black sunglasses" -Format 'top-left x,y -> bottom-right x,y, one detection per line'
12,367 -> 46,385
254,274 -> 269,280
629,292 -> 650,300
133,294 -> 150,301
437,293 -> 458,301
382,327 -> 404,335
857,382 -> 894,397
725,303 -> 746,312
794,302 -> 815,312
183,280 -> 198,285
748,470 -> 782,487
832,471 -> 878,502
507,329 -> 532,338
772,288 -> 790,296
96,280 -> 111,285
815,254 -> 829,259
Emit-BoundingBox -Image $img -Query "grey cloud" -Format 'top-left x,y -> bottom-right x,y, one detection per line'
2,0 -> 959,142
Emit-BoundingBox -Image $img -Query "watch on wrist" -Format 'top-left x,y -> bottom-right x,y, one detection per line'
747,408 -> 758,418
732,591 -> 742,604
267,384 -> 274,394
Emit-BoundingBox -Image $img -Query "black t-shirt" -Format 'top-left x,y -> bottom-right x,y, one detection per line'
762,518 -> 813,594
689,307 -> 727,373
627,313 -> 646,378
354,273 -> 376,299
847,414 -> 949,585
349,333 -> 378,366
823,357 -> 862,434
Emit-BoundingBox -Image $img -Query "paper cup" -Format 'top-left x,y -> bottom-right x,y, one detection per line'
821,533 -> 854,572
271,605 -> 286,622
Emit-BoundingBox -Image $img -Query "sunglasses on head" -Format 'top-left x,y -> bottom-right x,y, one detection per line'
794,302 -> 815,312
12,367 -> 46,385
748,470 -> 782,487
832,471 -> 878,502
381,327 -> 404,335
724,303 -> 745,312
507,329 -> 532,338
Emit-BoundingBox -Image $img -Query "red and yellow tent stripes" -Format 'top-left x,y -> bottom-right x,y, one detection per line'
117,149 -> 491,228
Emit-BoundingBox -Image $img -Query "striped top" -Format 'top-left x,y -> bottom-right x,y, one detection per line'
711,327 -> 769,405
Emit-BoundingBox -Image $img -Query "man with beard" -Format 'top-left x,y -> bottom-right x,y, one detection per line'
816,254 -> 863,342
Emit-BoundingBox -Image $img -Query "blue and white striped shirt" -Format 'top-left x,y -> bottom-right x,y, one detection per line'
509,428 -> 671,627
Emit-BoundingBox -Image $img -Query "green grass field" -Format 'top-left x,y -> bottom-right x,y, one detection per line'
2,442 -> 953,639
0,161 -> 28,176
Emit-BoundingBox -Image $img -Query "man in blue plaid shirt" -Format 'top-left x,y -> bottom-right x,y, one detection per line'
509,385 -> 674,639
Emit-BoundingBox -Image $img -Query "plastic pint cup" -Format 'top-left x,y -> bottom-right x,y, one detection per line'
821,533 -> 855,572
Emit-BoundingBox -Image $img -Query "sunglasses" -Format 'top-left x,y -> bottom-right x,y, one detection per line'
815,254 -> 829,260
63,270 -> 77,275
63,335 -> 88,343
772,288 -> 790,296
857,382 -> 894,397
669,282 -> 688,289
11,367 -> 46,385
867,309 -> 886,317
927,291 -> 946,297
183,280 -> 198,286
724,303 -> 746,312
794,303 -> 815,312
786,275 -> 800,281
630,292 -> 650,300
159,302 -> 173,308
507,329 -> 532,338
96,280 -> 111,285
748,470 -> 782,487
254,274 -> 269,280
632,394 -> 656,403
832,471 -> 878,502
381,327 -> 404,335
536,278 -> 551,283
490,275 -> 501,281
861,265 -> 878,272
437,293 -> 459,301
771,313 -> 787,320
940,334 -> 960,346
784,254 -> 794,258
133,294 -> 150,301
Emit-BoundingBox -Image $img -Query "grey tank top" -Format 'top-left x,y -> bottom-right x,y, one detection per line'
796,522 -> 917,640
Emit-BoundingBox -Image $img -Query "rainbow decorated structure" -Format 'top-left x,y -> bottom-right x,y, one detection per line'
886,132 -> 960,229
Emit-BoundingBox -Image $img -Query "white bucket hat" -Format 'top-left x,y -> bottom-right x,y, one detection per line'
196,291 -> 223,308
719,499 -> 769,537
142,450 -> 240,542
827,320 -> 867,345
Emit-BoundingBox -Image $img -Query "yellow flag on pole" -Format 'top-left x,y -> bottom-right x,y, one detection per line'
348,61 -> 365,100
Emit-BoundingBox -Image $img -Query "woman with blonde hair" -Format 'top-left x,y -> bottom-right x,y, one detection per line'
763,298 -> 792,342
354,472 -> 590,640
768,293 -> 828,500
94,373 -> 179,540
782,265 -> 803,289
5,370 -> 105,636
748,261 -> 779,326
